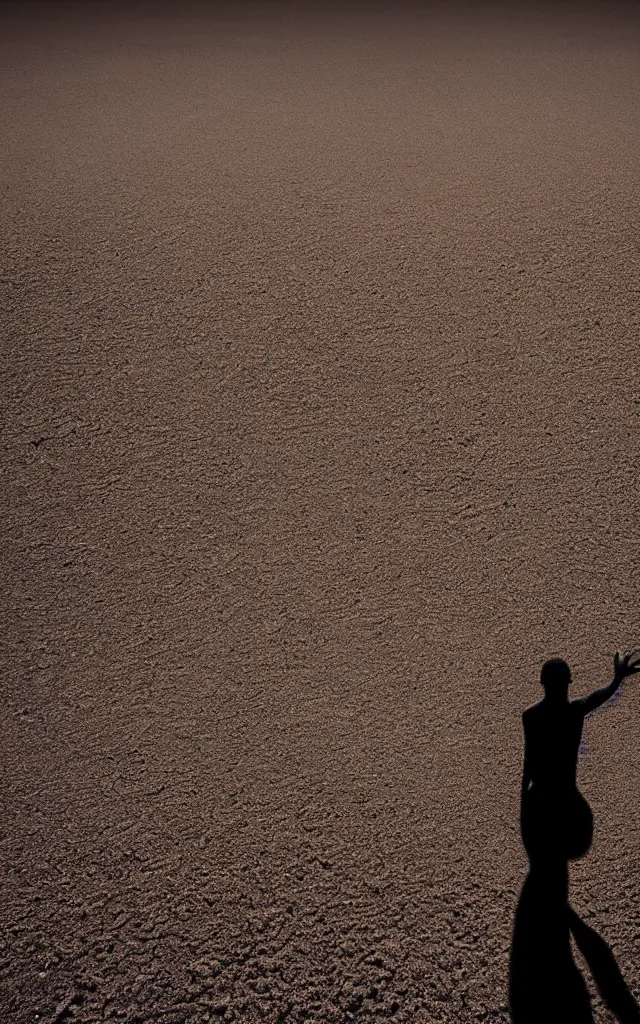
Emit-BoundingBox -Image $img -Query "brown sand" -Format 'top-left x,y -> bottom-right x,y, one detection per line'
1,2 -> 639,1021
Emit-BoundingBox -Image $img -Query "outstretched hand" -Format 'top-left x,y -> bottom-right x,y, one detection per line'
613,649 -> 640,681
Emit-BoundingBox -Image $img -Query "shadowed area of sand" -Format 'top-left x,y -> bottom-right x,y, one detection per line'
1,2 -> 639,1021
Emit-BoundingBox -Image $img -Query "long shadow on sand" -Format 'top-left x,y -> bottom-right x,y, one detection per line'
509,657 -> 640,1022
509,774 -> 640,1023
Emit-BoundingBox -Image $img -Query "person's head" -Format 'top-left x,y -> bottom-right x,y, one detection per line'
540,657 -> 572,700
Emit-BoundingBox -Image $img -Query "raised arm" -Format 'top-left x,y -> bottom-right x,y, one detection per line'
576,650 -> 639,716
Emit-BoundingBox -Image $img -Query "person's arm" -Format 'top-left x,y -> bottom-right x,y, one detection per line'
521,713 -> 532,797
576,650 -> 639,716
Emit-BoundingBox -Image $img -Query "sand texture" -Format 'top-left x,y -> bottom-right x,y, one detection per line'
2,3 -> 639,1021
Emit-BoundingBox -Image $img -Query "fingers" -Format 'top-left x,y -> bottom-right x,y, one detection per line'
619,649 -> 640,676
618,649 -> 638,665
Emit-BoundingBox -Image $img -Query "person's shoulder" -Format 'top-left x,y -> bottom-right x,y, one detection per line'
522,702 -> 542,722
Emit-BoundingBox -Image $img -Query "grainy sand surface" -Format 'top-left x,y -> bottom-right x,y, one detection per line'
2,2 -> 639,1021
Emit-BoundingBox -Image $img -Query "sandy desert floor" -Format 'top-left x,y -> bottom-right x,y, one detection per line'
1,2 -> 639,1021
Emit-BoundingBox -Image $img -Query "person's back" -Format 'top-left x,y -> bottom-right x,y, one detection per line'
519,652 -> 639,864
523,699 -> 584,793
521,652 -> 638,801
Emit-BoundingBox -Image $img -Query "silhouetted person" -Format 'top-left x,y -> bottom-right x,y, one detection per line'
510,650 -> 640,1024
520,652 -> 639,864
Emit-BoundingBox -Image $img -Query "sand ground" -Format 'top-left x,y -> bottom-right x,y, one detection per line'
1,2 -> 639,1021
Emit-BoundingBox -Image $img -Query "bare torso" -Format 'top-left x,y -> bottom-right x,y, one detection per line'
522,700 -> 586,793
